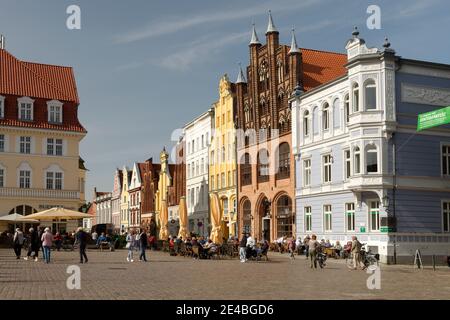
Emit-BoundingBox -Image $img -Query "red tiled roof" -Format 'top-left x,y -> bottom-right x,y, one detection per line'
0,49 -> 79,103
300,48 -> 347,91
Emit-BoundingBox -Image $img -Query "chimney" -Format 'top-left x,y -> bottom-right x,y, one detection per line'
0,35 -> 5,49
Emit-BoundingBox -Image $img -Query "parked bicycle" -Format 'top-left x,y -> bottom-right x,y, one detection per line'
316,247 -> 327,268
346,243 -> 379,269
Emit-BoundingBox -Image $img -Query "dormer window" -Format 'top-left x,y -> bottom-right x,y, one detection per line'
0,95 -> 4,118
47,100 -> 63,123
18,97 -> 34,121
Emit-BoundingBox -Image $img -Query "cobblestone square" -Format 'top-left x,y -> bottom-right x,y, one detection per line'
1,249 -> 449,300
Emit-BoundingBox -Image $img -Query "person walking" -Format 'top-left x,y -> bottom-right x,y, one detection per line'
351,236 -> 363,270
91,230 -> 98,242
288,237 -> 296,260
24,227 -> 40,261
41,228 -> 53,263
239,233 -> 248,263
304,235 -> 310,260
139,229 -> 148,262
126,231 -> 135,262
13,228 -> 25,259
76,227 -> 88,264
308,235 -> 320,269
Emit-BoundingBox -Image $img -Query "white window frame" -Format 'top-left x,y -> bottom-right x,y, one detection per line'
344,93 -> 350,124
46,138 -> 64,156
322,154 -> 332,184
303,110 -> 310,137
0,134 -> 5,153
47,100 -> 63,123
344,149 -> 351,180
0,165 -> 5,187
364,79 -> 377,111
303,159 -> 311,187
442,200 -> 450,233
323,204 -> 332,232
345,202 -> 355,232
369,200 -> 380,232
17,97 -> 34,121
366,145 -> 379,174
354,146 -> 361,175
304,206 -> 312,232
17,162 -> 32,189
19,136 -> 32,154
0,95 -> 4,118
45,165 -> 64,190
322,103 -> 330,131
352,83 -> 360,113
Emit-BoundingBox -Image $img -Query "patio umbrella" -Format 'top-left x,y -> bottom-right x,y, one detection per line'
0,213 -> 39,230
25,207 -> 92,232
210,192 -> 223,244
178,196 -> 189,239
159,200 -> 169,240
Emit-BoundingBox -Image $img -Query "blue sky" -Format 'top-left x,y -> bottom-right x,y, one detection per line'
1,0 -> 449,195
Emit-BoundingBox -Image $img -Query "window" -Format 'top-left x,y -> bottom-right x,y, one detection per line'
369,201 -> 380,231
443,201 -> 450,232
303,159 -> 311,187
323,154 -> 332,183
227,171 -> 231,187
0,134 -> 4,152
366,145 -> 378,173
344,150 -> 351,180
277,196 -> 293,238
19,170 -> 31,189
19,101 -> 33,121
333,99 -> 340,129
200,158 -> 204,174
201,135 -> 204,148
305,206 -> 312,232
364,79 -> 377,110
0,168 -> 4,187
191,162 -> 195,177
352,83 -> 360,112
243,199 -> 252,233
222,146 -> 226,163
19,136 -> 31,154
324,205 -> 332,231
303,111 -> 310,136
257,149 -> 269,182
221,173 -> 225,188
47,138 -> 63,156
241,153 -> 252,186
223,198 -> 229,216
344,94 -> 350,123
196,161 -> 199,176
210,176 -> 215,190
442,145 -> 450,175
46,172 -> 63,190
322,103 -> 330,130
210,151 -> 215,165
0,96 -> 4,118
277,143 -> 290,180
187,164 -> 191,179
354,147 -> 361,174
346,203 -> 355,231
48,105 -> 62,123
216,174 -> 220,189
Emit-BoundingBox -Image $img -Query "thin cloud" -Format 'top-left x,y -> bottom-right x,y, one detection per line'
114,0 -> 327,44
398,0 -> 442,18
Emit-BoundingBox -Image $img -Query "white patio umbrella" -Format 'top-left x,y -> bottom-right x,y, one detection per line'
0,213 -> 39,230
25,207 -> 92,232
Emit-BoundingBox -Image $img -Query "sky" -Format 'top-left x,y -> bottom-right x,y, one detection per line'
1,0 -> 450,195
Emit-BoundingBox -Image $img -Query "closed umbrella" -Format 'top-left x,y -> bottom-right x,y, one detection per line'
178,196 -> 189,239
210,192 -> 223,244
159,200 -> 169,240
0,213 -> 39,230
25,207 -> 92,232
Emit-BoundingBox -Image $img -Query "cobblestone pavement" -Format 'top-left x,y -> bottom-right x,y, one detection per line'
0,248 -> 449,300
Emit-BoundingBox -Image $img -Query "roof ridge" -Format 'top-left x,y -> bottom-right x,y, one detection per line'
300,47 -> 346,56
22,60 -> 72,69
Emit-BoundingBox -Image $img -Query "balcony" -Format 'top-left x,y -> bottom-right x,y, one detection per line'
0,187 -> 80,200
349,110 -> 384,126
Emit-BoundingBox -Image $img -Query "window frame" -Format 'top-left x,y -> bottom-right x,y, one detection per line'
442,200 -> 450,233
323,204 -> 332,232
354,146 -> 361,175
322,103 -> 330,131
366,145 -> 379,174
0,95 -> 4,119
352,83 -> 360,113
304,206 -> 312,232
19,136 -> 32,154
441,144 -> 450,176
322,154 -> 332,184
303,159 -> 311,187
345,202 -> 355,232
369,200 -> 380,232
344,149 -> 351,180
18,97 -> 34,121
47,100 -> 64,124
364,79 -> 377,111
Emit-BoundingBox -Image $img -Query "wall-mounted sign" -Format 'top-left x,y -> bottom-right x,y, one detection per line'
417,106 -> 450,131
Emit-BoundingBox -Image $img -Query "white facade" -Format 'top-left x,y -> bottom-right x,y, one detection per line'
184,109 -> 213,236
96,193 -> 112,225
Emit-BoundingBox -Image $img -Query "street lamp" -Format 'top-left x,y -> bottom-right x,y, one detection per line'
382,195 -> 390,210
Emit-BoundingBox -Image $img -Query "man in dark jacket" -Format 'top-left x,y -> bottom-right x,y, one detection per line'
76,227 -> 88,264
24,227 -> 40,261
239,233 -> 248,263
139,229 -> 148,262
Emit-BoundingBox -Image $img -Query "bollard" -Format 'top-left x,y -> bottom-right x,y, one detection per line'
432,255 -> 436,271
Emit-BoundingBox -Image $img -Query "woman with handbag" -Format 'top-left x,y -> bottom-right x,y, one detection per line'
126,230 -> 135,262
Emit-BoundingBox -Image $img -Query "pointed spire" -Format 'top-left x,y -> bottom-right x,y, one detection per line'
249,23 -> 260,45
236,63 -> 246,84
289,27 -> 300,54
266,10 -> 278,34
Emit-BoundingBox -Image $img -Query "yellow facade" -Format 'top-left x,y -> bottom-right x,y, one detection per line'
0,126 -> 86,232
209,75 -> 237,238
155,148 -> 172,238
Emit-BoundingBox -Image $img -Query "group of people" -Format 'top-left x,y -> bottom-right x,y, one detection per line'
239,233 -> 270,263
124,229 -> 149,262
10,226 -> 90,264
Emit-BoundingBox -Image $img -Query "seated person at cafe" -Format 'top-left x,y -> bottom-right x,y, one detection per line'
324,239 -> 332,248
96,233 -> 107,247
334,240 -> 343,258
203,239 -> 218,258
257,239 -> 269,256
246,235 -> 257,258
276,236 -> 286,252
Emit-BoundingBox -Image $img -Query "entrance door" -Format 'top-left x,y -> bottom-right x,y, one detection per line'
262,218 -> 270,241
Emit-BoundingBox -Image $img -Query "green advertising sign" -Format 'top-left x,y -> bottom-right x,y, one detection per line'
417,106 -> 450,131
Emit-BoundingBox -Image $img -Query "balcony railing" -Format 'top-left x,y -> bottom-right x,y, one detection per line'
0,187 -> 80,200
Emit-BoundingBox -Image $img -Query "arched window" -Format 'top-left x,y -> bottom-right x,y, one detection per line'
8,205 -> 37,216
333,98 -> 340,129
45,164 -> 64,190
313,106 -> 319,135
243,199 -> 252,233
344,94 -> 350,124
354,147 -> 361,174
322,103 -> 330,131
366,145 -> 378,173
259,99 -> 268,116
277,60 -> 284,83
303,110 -> 310,136
257,149 -> 270,183
240,153 -> 252,186
364,79 -> 377,110
352,83 -> 360,112
276,195 -> 293,238
277,143 -> 290,180
210,151 -> 214,165
244,104 -> 250,123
